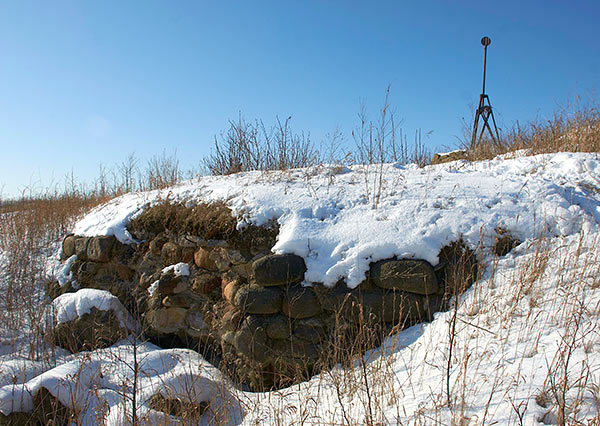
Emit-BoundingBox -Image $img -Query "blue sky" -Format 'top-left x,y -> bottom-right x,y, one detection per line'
1,1 -> 598,198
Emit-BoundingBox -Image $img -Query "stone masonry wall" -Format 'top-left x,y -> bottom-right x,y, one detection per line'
50,225 -> 476,390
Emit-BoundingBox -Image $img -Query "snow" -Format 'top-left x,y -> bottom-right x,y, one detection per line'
73,152 -> 600,288
147,280 -> 159,296
148,262 -> 191,296
0,343 -> 243,425
162,262 -> 190,277
52,288 -> 137,331
2,152 -> 600,424
55,254 -> 77,287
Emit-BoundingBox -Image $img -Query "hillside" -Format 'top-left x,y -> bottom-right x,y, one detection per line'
1,151 -> 600,425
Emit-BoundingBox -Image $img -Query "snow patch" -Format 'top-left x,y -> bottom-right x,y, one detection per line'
55,254 -> 77,287
162,262 -> 190,277
52,288 -> 137,331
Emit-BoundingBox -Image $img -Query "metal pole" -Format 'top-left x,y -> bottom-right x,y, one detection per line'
480,36 -> 491,95
482,44 -> 487,95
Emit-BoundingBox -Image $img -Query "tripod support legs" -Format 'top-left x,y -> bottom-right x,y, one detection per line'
471,94 -> 500,149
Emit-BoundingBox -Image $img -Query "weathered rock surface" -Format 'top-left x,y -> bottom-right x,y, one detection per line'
61,234 -> 76,260
53,220 -> 475,391
233,316 -> 270,363
252,254 -> 306,286
145,306 -> 188,334
370,259 -> 439,294
281,286 -> 322,319
234,285 -> 283,315
87,236 -> 116,262
431,149 -> 468,165
74,236 -> 90,260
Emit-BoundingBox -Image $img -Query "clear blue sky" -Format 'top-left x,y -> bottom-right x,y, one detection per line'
1,1 -> 598,198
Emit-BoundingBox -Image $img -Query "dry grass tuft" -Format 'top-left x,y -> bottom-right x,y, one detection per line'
465,97 -> 600,161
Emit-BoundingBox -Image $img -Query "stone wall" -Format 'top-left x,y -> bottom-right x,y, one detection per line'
50,222 -> 477,390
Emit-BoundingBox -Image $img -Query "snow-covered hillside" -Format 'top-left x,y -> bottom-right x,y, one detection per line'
1,152 -> 600,425
75,152 -> 600,287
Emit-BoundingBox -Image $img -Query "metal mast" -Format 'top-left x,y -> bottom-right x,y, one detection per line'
471,36 -> 501,148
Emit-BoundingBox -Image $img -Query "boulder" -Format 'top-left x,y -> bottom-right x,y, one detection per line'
380,290 -> 426,322
221,307 -> 243,331
112,242 -> 134,265
150,273 -> 188,297
191,273 -> 221,295
61,234 -> 76,259
233,285 -> 283,315
149,235 -> 168,255
222,248 -> 246,265
271,337 -> 319,361
265,314 -> 290,340
71,262 -> 135,306
76,261 -> 134,284
87,236 -> 115,262
145,307 -> 187,334
252,254 -> 306,286
222,281 -> 239,304
282,286 -> 322,319
431,149 -> 468,165
313,282 -> 352,312
162,294 -> 192,309
233,316 -> 270,363
339,289 -> 427,324
185,310 -> 212,338
138,251 -> 163,276
338,291 -> 381,324
181,247 -> 195,263
294,317 -> 326,343
370,259 -> 439,295
74,237 -> 90,260
161,242 -> 182,265
194,247 -> 217,271
212,248 -> 233,271
231,262 -> 253,279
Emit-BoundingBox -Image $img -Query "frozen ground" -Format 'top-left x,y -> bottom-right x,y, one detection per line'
1,152 -> 600,424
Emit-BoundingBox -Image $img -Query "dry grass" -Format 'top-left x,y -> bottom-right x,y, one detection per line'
203,115 -> 320,175
465,97 -> 600,161
0,192 -> 109,357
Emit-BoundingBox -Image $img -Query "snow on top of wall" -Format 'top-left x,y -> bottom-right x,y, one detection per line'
72,152 -> 600,288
